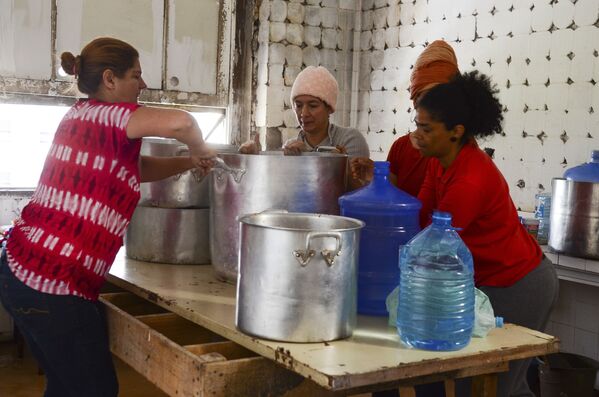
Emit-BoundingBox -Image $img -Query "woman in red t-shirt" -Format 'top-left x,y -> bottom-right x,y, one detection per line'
414,71 -> 559,397
351,40 -> 459,196
0,37 -> 216,397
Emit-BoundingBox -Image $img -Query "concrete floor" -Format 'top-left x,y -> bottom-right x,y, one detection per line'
0,339 -> 167,397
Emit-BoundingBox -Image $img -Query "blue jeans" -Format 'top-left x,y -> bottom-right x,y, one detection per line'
0,249 -> 118,397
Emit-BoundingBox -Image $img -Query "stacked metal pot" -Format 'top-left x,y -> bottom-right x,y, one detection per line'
125,138 -> 236,264
211,152 -> 364,342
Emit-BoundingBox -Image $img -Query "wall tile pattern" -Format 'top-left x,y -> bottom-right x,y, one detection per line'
254,0 -> 599,210
361,0 -> 599,210
254,0 -> 359,149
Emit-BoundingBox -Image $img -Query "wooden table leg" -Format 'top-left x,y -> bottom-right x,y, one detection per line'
471,373 -> 498,397
444,379 -> 456,397
398,386 -> 416,397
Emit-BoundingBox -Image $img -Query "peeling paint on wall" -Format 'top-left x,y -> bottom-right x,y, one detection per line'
0,0 -> 52,80
81,0 -> 155,54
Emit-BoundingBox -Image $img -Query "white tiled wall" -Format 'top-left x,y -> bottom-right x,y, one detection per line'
252,0 -> 599,210
253,0 -> 360,148
359,0 -> 599,211
546,280 -> 599,364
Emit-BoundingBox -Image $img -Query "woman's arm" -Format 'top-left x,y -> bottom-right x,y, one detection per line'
139,155 -> 196,183
127,107 -> 215,163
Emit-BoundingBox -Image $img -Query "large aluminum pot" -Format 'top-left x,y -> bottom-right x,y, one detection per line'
549,178 -> 599,259
236,212 -> 364,342
126,206 -> 210,264
210,152 -> 348,283
139,138 -> 237,208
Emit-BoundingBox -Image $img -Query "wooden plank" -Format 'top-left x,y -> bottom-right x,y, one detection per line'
100,292 -> 169,316
398,387 -> 416,397
107,253 -> 560,391
136,312 -> 225,346
101,297 -> 225,397
444,379 -> 455,397
471,374 -> 498,397
185,340 -> 257,360
335,362 -> 508,395
200,356 -> 340,397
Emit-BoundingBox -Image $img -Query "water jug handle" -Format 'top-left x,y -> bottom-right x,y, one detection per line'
293,232 -> 342,267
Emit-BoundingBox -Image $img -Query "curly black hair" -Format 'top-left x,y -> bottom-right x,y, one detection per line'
416,71 -> 504,142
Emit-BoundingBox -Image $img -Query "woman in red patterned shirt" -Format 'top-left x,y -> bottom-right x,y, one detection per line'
0,37 -> 215,397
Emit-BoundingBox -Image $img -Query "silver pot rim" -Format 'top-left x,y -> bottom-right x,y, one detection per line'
238,212 -> 365,232
552,177 -> 599,186
220,151 -> 348,158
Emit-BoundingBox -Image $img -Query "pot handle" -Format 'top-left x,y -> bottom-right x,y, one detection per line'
213,157 -> 247,183
293,232 -> 342,267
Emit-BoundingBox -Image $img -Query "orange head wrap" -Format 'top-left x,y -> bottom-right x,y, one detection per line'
409,40 -> 459,104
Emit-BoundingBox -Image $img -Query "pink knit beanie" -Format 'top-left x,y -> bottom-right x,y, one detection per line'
290,66 -> 338,112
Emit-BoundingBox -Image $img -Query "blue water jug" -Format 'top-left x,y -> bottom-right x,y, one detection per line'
397,211 -> 475,351
339,161 -> 421,315
563,150 -> 599,182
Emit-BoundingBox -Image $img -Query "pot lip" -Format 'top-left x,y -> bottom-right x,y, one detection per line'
238,212 -> 365,231
552,177 -> 599,186
220,151 -> 348,158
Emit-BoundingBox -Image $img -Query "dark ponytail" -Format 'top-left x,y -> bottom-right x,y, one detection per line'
417,70 -> 504,141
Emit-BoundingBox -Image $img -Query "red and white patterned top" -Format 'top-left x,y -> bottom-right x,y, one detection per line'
6,99 -> 142,300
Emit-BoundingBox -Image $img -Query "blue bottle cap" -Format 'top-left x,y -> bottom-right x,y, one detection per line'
495,317 -> 504,328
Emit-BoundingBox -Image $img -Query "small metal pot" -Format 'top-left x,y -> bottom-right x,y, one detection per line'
549,178 -> 599,259
236,212 -> 364,342
125,206 -> 210,264
139,138 -> 237,208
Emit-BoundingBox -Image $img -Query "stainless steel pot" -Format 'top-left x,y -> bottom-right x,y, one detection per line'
126,206 -> 210,264
139,138 -> 237,208
549,178 -> 599,259
236,212 -> 364,342
210,152 -> 348,283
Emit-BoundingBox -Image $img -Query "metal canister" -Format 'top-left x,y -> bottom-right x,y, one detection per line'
549,178 -> 599,259
236,212 -> 364,342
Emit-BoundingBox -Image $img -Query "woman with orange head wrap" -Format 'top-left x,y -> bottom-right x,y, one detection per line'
351,40 -> 459,196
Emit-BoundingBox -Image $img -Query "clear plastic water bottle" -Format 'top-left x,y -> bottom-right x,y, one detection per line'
397,211 -> 475,351
339,161 -> 421,315
534,193 -> 551,245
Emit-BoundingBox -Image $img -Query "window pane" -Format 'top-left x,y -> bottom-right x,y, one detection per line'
0,104 -> 229,188
190,110 -> 228,144
0,104 -> 69,188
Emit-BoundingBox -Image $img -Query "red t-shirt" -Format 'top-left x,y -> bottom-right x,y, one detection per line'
7,99 -> 142,300
417,142 -> 542,287
386,134 -> 430,197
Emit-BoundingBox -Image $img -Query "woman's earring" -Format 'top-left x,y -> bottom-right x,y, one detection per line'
450,137 -> 457,142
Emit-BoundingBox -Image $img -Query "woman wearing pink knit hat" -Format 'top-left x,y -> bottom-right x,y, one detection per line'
239,66 -> 369,158
283,66 -> 369,157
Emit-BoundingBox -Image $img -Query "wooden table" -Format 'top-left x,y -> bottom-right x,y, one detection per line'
103,250 -> 559,397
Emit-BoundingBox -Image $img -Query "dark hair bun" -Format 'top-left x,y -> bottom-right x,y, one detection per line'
60,52 -> 78,76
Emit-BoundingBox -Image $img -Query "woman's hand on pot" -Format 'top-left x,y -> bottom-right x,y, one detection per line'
350,157 -> 374,187
238,133 -> 262,154
189,145 -> 217,175
334,145 -> 347,154
283,140 -> 307,156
